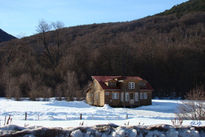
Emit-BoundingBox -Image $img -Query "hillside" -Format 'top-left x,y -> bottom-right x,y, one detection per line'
160,0 -> 205,17
0,29 -> 16,43
0,0 -> 204,99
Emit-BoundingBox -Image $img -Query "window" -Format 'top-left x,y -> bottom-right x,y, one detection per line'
135,92 -> 139,101
112,92 -> 119,99
144,92 -> 147,99
125,92 -> 129,102
109,82 -> 116,87
95,93 -> 99,100
105,92 -> 109,95
121,92 -> 124,102
130,93 -> 134,99
139,81 -> 146,88
140,92 -> 143,99
128,82 -> 135,89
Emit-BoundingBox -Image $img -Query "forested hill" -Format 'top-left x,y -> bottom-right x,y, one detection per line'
0,29 -> 16,43
160,0 -> 205,17
0,0 -> 204,99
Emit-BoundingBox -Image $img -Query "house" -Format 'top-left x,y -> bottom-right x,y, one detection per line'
86,76 -> 153,107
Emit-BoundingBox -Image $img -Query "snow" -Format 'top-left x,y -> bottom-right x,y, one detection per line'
0,124 -> 204,137
0,98 -> 204,128
70,129 -> 83,137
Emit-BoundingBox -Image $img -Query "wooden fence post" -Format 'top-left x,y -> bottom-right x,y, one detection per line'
25,112 -> 27,120
80,113 -> 82,120
126,114 -> 128,119
4,116 -> 6,125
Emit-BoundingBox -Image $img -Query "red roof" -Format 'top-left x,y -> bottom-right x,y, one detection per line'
141,82 -> 153,90
91,76 -> 153,90
92,76 -> 121,82
92,76 -> 143,82
98,81 -> 121,89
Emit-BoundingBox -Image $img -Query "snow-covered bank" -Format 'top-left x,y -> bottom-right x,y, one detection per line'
0,98 -> 205,128
1,124 -> 205,137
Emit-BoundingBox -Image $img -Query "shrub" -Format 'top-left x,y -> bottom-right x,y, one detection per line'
177,87 -> 205,120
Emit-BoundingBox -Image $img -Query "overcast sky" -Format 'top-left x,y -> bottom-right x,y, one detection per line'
0,0 -> 188,37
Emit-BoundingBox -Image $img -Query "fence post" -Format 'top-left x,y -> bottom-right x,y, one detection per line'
7,115 -> 11,125
80,113 -> 82,120
25,112 -> 27,120
126,114 -> 128,119
4,116 -> 6,125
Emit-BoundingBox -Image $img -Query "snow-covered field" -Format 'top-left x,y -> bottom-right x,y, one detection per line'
0,98 -> 204,128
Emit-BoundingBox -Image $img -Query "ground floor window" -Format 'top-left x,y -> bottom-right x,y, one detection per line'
130,93 -> 134,99
121,92 -> 124,101
95,93 -> 99,100
140,92 -> 143,99
144,92 -> 147,99
105,92 -> 109,95
125,92 -> 129,102
112,92 -> 119,99
139,92 -> 148,99
135,92 -> 139,101
87,93 -> 93,98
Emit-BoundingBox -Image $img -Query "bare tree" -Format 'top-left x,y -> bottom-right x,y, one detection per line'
36,20 -> 51,34
52,21 -> 64,30
55,84 -> 64,100
51,21 -> 65,67
64,71 -> 80,100
36,20 -> 54,67
54,70 -> 80,101
29,81 -> 42,100
6,77 -> 21,100
177,87 -> 205,120
36,20 -> 65,68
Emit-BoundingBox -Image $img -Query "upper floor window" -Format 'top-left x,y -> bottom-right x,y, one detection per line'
109,82 -> 116,87
128,82 -> 135,89
139,81 -> 146,88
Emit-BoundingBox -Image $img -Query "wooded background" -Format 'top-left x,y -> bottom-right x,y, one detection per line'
0,0 -> 204,100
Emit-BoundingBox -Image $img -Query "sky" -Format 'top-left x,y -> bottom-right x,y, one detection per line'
0,0 -> 188,37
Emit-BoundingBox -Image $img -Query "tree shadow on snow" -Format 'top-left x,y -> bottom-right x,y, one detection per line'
132,100 -> 180,114
45,101 -> 92,108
